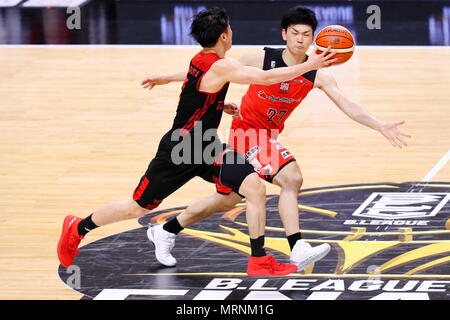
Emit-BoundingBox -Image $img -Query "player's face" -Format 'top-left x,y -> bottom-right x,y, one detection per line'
282,24 -> 314,55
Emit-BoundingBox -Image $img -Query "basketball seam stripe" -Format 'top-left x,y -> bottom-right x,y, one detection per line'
316,34 -> 354,44
315,44 -> 354,53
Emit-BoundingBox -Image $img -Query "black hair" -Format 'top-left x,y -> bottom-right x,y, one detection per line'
281,6 -> 318,32
190,7 -> 230,47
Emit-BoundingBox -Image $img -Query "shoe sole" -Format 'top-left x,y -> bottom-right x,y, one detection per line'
292,244 -> 331,271
247,268 -> 297,277
246,268 -> 271,276
147,227 -> 176,267
271,267 -> 298,276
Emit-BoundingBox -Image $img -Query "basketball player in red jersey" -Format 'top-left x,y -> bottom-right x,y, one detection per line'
57,7 -> 336,276
142,6 -> 411,271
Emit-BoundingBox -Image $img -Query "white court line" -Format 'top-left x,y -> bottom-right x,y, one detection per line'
421,150 -> 450,182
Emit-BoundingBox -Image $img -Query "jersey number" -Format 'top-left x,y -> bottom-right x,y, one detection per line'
267,108 -> 288,124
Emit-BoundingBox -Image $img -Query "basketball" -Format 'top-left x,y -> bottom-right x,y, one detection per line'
315,25 -> 354,65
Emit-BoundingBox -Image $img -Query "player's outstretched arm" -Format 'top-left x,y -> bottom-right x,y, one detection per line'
141,71 -> 187,90
214,46 -> 337,86
316,70 -> 411,148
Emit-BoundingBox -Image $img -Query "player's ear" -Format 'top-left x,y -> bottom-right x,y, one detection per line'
221,30 -> 228,41
219,33 -> 226,46
281,28 -> 287,41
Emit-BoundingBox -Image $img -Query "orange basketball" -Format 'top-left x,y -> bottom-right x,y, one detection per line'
315,25 -> 354,65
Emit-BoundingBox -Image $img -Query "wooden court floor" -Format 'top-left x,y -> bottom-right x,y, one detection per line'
0,46 -> 449,299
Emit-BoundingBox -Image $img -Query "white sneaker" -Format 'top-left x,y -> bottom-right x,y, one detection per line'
147,224 -> 177,267
290,240 -> 331,271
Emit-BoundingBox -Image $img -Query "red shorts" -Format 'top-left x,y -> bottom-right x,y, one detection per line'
228,128 -> 296,183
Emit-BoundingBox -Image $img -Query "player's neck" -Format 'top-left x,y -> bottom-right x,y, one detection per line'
282,48 -> 307,66
201,46 -> 226,58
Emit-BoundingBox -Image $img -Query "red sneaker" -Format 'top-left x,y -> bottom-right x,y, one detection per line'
267,256 -> 298,276
57,215 -> 84,267
246,255 -> 297,276
247,256 -> 272,276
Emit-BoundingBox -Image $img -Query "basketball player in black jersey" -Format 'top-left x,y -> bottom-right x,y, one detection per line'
57,7 -> 336,276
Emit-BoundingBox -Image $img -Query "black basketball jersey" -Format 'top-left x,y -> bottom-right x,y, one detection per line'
156,51 -> 229,162
262,47 -> 317,83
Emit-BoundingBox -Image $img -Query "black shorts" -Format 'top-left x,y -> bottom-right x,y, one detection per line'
132,146 -> 255,210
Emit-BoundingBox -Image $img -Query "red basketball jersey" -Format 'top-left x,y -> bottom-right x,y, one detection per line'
231,47 -> 317,138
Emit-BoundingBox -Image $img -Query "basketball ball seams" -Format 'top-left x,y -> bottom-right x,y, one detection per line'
316,25 -> 352,36
315,35 -> 355,45
315,41 -> 354,50
315,45 -> 354,54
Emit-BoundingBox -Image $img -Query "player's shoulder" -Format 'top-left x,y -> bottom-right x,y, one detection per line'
211,57 -> 241,72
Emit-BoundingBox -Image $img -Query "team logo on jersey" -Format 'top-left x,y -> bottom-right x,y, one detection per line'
281,150 -> 292,159
279,82 -> 290,92
257,89 -> 302,104
58,182 -> 450,300
257,90 -> 269,100
244,145 -> 260,161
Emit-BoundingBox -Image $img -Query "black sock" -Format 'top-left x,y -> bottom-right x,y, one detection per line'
250,235 -> 266,257
163,217 -> 184,235
287,232 -> 302,251
77,214 -> 99,236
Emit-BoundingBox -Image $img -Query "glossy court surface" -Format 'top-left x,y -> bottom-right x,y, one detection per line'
0,45 -> 449,299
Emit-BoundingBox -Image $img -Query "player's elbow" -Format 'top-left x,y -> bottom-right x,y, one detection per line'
256,74 -> 276,86
260,72 -> 289,85
260,78 -> 276,86
231,70 -> 274,86
236,75 -> 271,86
242,69 -> 274,85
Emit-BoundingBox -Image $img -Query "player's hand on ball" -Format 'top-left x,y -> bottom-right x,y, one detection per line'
379,120 -> 412,149
224,102 -> 242,119
308,46 -> 338,69
141,76 -> 171,90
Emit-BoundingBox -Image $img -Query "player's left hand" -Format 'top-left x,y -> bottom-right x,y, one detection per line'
379,120 -> 412,148
141,75 -> 171,90
224,102 -> 242,119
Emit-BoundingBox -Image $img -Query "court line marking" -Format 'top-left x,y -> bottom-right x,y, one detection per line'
422,150 -> 450,182
123,272 -> 450,279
